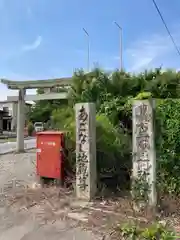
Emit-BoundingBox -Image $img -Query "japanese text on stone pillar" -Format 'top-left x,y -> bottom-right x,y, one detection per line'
134,103 -> 152,181
77,105 -> 89,191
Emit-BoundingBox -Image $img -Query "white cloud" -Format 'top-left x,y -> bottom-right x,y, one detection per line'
126,31 -> 180,72
0,84 -> 37,101
22,36 -> 42,51
0,72 -> 37,101
130,57 -> 153,71
27,6 -> 33,18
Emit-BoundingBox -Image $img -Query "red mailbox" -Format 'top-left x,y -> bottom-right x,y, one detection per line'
36,131 -> 64,183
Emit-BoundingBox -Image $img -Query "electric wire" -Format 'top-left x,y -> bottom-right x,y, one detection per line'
151,0 -> 180,56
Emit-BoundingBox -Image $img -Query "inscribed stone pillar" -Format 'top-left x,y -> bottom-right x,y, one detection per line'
75,102 -> 97,200
16,89 -> 26,152
132,99 -> 156,207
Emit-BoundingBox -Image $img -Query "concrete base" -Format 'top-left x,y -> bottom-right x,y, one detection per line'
15,150 -> 26,154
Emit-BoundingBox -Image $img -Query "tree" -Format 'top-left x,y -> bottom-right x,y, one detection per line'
28,87 -> 68,123
27,67 -> 180,193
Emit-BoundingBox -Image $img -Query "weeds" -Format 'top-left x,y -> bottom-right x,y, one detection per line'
117,221 -> 177,240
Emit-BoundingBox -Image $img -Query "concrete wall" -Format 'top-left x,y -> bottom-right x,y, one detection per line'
0,102 -> 13,112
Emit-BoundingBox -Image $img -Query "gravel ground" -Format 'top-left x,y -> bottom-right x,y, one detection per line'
0,150 -> 36,193
0,150 -> 101,240
1,150 -> 179,239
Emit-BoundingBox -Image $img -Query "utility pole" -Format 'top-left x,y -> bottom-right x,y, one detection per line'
83,28 -> 90,72
114,21 -> 123,71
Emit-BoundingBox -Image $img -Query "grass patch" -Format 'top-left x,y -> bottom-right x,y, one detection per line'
0,138 -> 17,143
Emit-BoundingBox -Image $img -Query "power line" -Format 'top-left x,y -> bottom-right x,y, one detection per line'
151,0 -> 180,56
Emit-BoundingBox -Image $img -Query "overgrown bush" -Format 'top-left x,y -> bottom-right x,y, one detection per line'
27,67 -> 180,194
96,114 -> 131,189
51,108 -> 131,189
156,99 -> 180,195
27,122 -> 34,136
51,106 -> 74,130
118,222 -> 176,239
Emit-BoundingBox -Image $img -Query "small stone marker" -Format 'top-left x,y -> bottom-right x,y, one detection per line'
75,103 -> 97,200
132,99 -> 156,207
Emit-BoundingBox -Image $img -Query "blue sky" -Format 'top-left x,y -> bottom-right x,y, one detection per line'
0,0 -> 180,100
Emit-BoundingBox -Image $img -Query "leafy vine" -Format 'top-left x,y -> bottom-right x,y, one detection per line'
132,171 -> 151,206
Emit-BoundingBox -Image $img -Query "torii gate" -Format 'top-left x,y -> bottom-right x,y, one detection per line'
1,77 -> 72,152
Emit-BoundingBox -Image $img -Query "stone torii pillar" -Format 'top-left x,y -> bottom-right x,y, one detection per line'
11,102 -> 18,131
16,89 -> 26,152
0,77 -> 72,153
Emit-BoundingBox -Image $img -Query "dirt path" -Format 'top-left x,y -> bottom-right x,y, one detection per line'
0,150 -> 101,240
1,150 -> 179,239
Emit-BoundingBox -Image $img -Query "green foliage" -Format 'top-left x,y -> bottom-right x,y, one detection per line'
28,103 -> 52,123
51,106 -> 74,131
27,122 -> 34,136
96,114 -> 131,177
147,70 -> 180,98
28,87 -> 68,123
27,67 -> 180,194
119,222 -> 176,240
156,99 -> 180,194
132,172 -> 151,204
134,92 -> 152,100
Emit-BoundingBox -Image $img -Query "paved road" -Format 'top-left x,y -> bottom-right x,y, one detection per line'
0,138 -> 36,154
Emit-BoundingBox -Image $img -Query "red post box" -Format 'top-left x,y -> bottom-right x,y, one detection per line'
36,131 -> 65,184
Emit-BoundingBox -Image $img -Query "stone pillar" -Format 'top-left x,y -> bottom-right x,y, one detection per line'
75,103 -> 97,200
16,89 -> 26,152
132,99 -> 156,208
11,102 -> 17,131
0,113 -> 3,134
